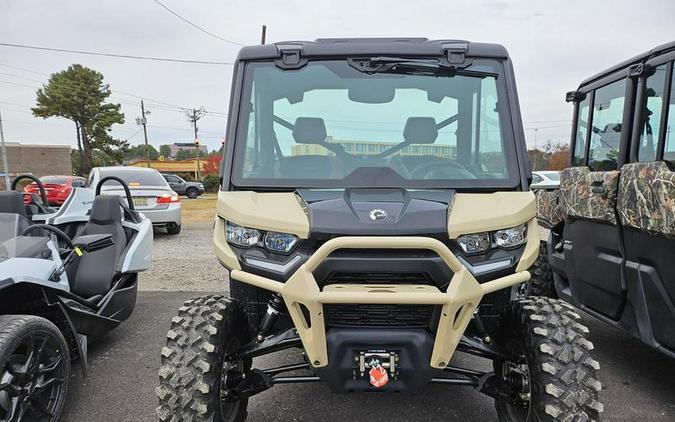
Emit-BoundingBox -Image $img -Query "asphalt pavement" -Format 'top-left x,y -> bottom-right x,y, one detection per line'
60,222 -> 675,421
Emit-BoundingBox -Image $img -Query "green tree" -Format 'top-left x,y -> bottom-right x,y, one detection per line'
124,145 -> 159,161
159,144 -> 172,159
175,149 -> 197,160
32,64 -> 126,175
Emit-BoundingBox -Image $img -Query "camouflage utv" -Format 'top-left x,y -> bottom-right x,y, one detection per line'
533,41 -> 675,359
156,38 -> 602,421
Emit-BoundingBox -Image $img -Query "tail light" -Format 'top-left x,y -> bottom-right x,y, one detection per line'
156,193 -> 180,204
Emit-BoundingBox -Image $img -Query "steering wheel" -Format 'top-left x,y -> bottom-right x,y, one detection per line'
409,160 -> 475,180
11,174 -> 49,206
96,176 -> 135,210
21,224 -> 75,249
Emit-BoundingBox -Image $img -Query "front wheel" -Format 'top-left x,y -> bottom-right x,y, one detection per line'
186,188 -> 199,199
156,295 -> 251,422
0,315 -> 71,422
494,297 -> 603,421
167,224 -> 181,235
521,242 -> 556,298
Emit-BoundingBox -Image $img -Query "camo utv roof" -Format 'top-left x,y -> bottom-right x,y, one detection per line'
235,38 -> 510,61
578,40 -> 675,88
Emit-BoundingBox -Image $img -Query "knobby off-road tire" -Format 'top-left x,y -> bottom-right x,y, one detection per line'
0,315 -> 71,422
524,242 -> 556,298
156,295 -> 251,422
495,297 -> 604,422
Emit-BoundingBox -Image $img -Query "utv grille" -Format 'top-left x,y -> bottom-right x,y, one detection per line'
324,304 -> 434,328
324,272 -> 433,285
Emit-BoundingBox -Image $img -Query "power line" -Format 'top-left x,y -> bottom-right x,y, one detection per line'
0,42 -> 234,65
152,0 -> 246,46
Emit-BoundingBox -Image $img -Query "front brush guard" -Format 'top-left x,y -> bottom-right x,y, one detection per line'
230,235 -> 534,369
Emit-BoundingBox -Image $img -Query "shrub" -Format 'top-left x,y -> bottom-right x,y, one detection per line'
202,174 -> 220,192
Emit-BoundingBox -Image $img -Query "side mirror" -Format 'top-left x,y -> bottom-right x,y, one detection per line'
72,233 -> 114,253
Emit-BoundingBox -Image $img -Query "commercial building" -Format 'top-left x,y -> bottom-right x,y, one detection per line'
0,142 -> 72,189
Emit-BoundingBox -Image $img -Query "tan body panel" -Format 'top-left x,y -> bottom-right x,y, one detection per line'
215,191 -> 310,238
447,191 -> 537,238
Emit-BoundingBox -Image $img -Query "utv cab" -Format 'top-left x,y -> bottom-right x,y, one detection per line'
158,38 -> 602,422
533,41 -> 675,359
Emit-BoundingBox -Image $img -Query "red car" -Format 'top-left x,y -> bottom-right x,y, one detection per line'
24,175 -> 87,206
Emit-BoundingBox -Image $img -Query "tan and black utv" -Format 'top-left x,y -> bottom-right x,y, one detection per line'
156,38 -> 602,421
532,41 -> 675,360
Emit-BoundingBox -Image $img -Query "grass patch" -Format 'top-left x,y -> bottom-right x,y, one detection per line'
181,194 -> 217,222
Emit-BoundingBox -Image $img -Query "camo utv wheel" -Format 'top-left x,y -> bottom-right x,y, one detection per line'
521,242 -> 556,298
156,295 -> 251,422
494,297 -> 603,422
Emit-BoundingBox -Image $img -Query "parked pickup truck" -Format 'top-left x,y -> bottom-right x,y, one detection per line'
162,173 -> 204,199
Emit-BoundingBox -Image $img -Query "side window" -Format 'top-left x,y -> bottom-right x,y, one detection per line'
665,68 -> 675,164
573,96 -> 591,166
531,174 -> 543,184
638,64 -> 668,162
588,79 -> 626,171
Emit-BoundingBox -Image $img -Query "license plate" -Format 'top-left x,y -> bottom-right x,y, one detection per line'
132,197 -> 148,206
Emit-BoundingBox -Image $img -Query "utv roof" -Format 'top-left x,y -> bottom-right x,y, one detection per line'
236,38 -> 510,61
579,40 -> 675,88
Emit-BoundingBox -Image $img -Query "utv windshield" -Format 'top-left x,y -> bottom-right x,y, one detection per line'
231,59 -> 519,189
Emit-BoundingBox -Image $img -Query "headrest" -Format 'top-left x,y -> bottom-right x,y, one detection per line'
403,117 -> 438,144
0,191 -> 27,217
293,117 -> 327,144
90,195 -> 122,225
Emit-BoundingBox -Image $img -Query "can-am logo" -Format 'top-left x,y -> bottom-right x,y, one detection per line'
368,209 -> 388,222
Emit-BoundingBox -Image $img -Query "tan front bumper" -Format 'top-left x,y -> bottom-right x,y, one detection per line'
230,233 -> 533,369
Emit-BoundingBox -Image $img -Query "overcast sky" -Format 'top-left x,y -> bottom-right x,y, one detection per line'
1,0 -> 673,153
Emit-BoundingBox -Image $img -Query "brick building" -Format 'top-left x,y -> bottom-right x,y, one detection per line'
0,142 -> 72,188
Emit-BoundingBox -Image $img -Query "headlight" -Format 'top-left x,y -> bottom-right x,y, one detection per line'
226,222 -> 260,247
457,232 -> 492,254
225,221 -> 299,253
264,231 -> 298,253
494,224 -> 527,249
456,223 -> 528,254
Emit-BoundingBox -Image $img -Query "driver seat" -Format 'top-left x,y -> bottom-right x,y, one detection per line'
69,195 -> 128,299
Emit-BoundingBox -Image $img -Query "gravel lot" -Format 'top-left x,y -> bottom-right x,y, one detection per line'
140,221 -> 225,292
62,219 -> 675,421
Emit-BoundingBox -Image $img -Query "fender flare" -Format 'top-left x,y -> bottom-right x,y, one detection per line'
0,280 -> 88,376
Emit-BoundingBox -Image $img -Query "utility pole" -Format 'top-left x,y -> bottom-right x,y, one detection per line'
0,110 -> 10,190
183,107 -> 207,180
137,99 -> 151,167
261,25 -> 267,44
533,128 -> 539,171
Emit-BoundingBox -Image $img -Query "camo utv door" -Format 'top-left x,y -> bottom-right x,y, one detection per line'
618,58 -> 675,354
556,78 -> 628,320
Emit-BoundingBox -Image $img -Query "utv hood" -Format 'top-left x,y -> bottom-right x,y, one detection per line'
296,189 -> 453,237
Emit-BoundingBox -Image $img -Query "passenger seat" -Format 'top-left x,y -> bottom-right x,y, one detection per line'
70,195 -> 128,299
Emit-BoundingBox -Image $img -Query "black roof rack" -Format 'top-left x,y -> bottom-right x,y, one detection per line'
235,38 -> 510,62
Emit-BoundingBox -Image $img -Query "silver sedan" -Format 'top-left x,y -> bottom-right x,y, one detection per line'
87,166 -> 182,234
